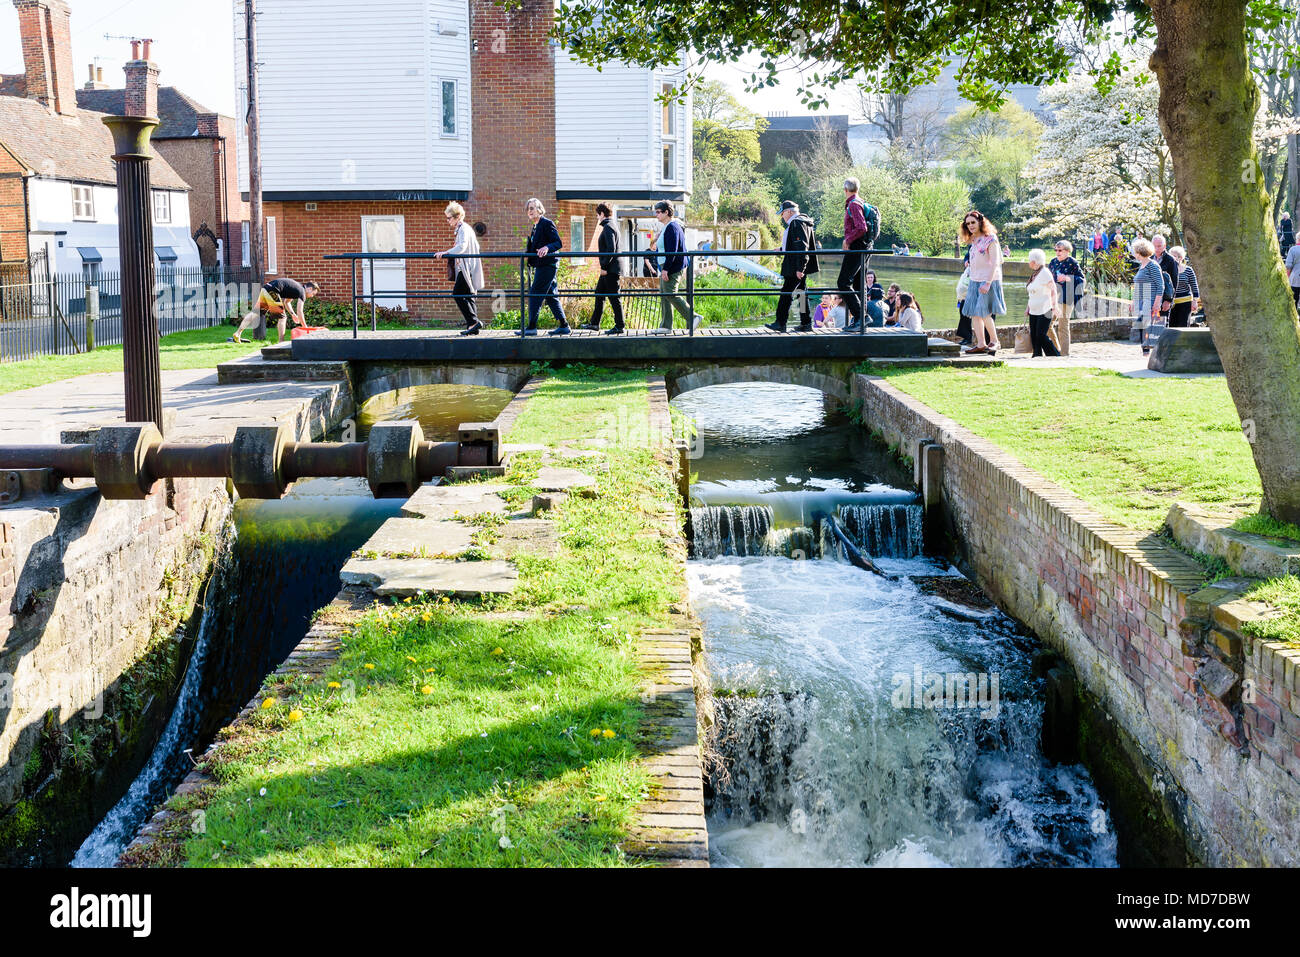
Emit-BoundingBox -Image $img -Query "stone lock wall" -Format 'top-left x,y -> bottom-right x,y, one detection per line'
853,373 -> 1300,866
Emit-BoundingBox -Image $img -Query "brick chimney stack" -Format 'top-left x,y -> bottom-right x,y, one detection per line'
124,39 -> 160,118
12,0 -> 77,114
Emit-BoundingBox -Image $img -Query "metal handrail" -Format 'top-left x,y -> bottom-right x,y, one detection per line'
326,247 -> 894,339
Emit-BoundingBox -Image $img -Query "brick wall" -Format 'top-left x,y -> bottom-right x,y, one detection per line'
0,148 -> 26,264
854,372 -> 1300,866
123,59 -> 159,118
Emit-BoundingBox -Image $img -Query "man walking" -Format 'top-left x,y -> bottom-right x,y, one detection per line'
582,203 -> 625,334
767,200 -> 819,332
521,198 -> 568,336
650,200 -> 698,333
837,177 -> 876,328
231,277 -> 319,344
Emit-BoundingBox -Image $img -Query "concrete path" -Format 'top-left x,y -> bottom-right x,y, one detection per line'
0,369 -> 352,444
999,340 -> 1223,378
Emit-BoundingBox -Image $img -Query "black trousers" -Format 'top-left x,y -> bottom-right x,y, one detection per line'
1169,301 -> 1193,327
1292,285 -> 1300,310
591,273 -> 624,328
527,264 -> 566,328
956,303 -> 972,342
775,274 -> 810,328
453,272 -> 477,326
836,242 -> 870,322
1028,313 -> 1060,357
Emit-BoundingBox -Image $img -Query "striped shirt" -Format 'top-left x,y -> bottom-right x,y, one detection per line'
1174,264 -> 1199,300
1132,260 -> 1164,317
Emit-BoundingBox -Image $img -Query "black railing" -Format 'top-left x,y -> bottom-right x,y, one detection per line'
0,267 -> 256,362
325,247 -> 893,339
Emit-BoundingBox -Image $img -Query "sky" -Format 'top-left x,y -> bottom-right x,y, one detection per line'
0,0 -> 239,115
0,0 -> 867,123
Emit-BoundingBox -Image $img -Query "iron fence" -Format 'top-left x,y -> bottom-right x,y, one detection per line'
0,267 -> 257,362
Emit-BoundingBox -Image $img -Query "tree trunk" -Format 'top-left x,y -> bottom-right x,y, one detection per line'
1150,0 -> 1300,524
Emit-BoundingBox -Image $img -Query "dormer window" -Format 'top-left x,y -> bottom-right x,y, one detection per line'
72,185 -> 95,221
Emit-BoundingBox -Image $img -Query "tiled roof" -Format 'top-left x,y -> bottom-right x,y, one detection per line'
75,86 -> 222,140
0,74 -> 26,97
0,95 -> 190,190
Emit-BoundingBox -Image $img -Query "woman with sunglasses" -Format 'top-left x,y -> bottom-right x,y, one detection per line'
959,210 -> 1006,355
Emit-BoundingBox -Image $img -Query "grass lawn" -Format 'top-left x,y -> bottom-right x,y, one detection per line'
184,368 -> 680,866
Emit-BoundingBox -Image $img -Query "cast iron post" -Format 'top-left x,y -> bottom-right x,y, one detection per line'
103,115 -> 164,432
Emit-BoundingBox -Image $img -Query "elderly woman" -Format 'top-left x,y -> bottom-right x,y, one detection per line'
960,209 -> 1006,355
1047,239 -> 1082,354
1168,246 -> 1200,327
434,202 -> 485,335
1131,238 -> 1164,354
1025,249 -> 1061,358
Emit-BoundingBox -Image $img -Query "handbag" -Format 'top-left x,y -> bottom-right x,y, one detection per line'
446,256 -> 456,283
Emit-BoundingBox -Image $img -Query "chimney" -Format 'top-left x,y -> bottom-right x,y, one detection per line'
12,0 -> 77,114
124,39 -> 159,118
84,63 -> 108,90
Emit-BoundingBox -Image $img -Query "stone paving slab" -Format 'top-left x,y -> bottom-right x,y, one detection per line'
362,517 -> 474,558
534,465 -> 597,495
340,556 -> 517,597
488,519 -> 561,558
401,482 -> 511,520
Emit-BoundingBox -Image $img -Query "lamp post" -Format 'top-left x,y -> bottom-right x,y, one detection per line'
103,114 -> 163,433
708,185 -> 721,255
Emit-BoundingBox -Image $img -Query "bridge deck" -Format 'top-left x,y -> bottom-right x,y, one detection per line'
289,325 -> 930,363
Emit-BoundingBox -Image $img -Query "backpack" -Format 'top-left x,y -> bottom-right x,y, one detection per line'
859,200 -> 880,244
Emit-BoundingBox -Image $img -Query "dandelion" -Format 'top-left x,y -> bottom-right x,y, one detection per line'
491,647 -> 504,656
327,681 -> 341,690
602,729 -> 616,739
364,663 -> 375,671
406,655 -> 417,663
590,728 -> 601,737
288,710 -> 303,722
593,795 -> 607,802
425,667 -> 436,673
261,698 -> 275,710
421,611 -> 433,623
421,685 -> 434,695
403,596 -> 413,604
440,596 -> 451,604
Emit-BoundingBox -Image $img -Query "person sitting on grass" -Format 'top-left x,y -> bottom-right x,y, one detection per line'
231,278 -> 319,344
895,291 -> 924,332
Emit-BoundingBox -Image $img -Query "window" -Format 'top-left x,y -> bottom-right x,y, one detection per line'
266,216 -> 278,273
77,247 -> 102,286
72,185 -> 95,221
660,82 -> 679,184
440,79 -> 457,136
662,144 -> 676,183
570,216 -> 586,266
152,191 -> 171,224
240,221 -> 250,268
661,82 -> 676,137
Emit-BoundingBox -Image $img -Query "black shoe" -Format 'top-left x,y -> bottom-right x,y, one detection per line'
843,322 -> 861,332
765,321 -> 787,333
517,327 -> 538,337
548,325 -> 571,336
580,322 -> 601,331
460,322 -> 482,336
794,323 -> 813,332
604,326 -> 624,335
958,339 -> 973,347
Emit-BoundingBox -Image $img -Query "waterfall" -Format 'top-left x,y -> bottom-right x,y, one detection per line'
72,523 -> 240,868
839,503 -> 924,558
691,505 -> 775,557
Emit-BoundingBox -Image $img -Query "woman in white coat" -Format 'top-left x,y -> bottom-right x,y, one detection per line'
435,202 -> 485,335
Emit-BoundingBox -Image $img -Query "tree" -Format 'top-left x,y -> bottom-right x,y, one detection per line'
692,78 -> 766,167
814,165 -> 910,246
1013,64 -> 1181,244
553,0 -> 1300,523
904,178 -> 971,255
947,100 -> 1042,230
854,80 -> 953,181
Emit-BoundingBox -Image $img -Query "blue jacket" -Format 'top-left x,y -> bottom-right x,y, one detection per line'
526,216 -> 563,268
655,220 -> 685,275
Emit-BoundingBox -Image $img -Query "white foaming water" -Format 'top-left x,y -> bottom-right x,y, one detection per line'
692,556 -> 1118,868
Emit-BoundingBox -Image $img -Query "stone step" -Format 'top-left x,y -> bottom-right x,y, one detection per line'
217,355 -> 350,384
927,336 -> 961,357
339,556 -> 517,598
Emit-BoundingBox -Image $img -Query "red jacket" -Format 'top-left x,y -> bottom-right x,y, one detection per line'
844,196 -> 868,245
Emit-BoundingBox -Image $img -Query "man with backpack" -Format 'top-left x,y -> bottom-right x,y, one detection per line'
837,177 -> 879,330
767,200 -> 819,332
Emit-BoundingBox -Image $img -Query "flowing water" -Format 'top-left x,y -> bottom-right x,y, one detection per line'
71,384 -> 511,865
674,383 -> 1117,868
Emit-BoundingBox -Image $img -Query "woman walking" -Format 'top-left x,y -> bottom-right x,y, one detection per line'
1130,238 -> 1164,355
960,210 -> 1006,355
1025,249 -> 1061,357
1168,246 -> 1200,327
434,202 -> 485,335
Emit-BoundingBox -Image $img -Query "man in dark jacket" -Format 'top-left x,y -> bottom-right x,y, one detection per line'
767,200 -> 819,332
1152,234 -> 1179,322
522,197 -> 568,336
651,200 -> 698,332
583,203 -> 624,334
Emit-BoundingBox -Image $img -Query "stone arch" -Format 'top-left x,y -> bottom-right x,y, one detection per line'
667,363 -> 852,403
353,362 -> 532,409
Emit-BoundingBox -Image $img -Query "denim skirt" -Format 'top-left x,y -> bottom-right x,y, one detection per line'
961,278 -> 1007,317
